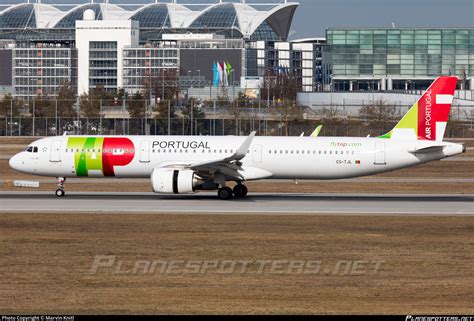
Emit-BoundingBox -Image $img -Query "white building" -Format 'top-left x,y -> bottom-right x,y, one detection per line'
75,9 -> 139,95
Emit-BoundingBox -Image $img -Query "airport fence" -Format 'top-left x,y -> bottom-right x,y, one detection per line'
1,101 -> 473,137
1,115 -> 473,138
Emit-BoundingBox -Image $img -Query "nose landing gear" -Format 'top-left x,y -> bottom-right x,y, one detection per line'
55,177 -> 66,197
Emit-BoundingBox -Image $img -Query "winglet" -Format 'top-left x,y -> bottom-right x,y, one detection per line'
310,125 -> 322,138
233,131 -> 256,161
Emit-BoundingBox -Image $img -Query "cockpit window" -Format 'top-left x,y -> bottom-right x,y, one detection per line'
25,146 -> 38,153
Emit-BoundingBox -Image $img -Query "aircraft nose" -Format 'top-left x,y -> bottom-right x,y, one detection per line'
9,154 -> 22,172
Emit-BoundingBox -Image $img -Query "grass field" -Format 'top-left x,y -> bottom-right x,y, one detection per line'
0,213 -> 472,314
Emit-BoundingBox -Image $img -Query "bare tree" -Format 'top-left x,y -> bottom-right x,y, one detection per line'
359,98 -> 397,134
271,99 -> 304,136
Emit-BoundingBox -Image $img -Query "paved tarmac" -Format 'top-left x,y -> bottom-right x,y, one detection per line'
0,192 -> 472,216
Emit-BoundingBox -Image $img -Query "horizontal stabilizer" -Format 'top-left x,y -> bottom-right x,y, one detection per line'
409,145 -> 446,154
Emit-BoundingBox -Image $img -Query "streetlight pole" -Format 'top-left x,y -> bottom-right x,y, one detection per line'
55,99 -> 58,136
231,68 -> 235,100
32,98 -> 35,136
190,99 -> 193,135
10,99 -> 13,136
162,68 -> 165,101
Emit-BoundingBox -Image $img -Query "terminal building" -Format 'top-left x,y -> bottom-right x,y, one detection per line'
0,1 -> 309,100
326,28 -> 474,91
0,2 -> 473,103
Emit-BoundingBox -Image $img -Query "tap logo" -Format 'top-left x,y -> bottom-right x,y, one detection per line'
67,137 -> 135,177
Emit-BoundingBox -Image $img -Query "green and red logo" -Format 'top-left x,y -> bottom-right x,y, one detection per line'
67,137 -> 135,177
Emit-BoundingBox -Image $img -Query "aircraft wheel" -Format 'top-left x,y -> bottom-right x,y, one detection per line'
218,187 -> 233,200
233,184 -> 248,199
55,189 -> 65,197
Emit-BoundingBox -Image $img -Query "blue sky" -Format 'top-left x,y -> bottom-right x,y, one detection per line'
2,0 -> 473,38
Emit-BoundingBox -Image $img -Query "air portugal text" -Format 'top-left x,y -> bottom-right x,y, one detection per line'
152,141 -> 211,150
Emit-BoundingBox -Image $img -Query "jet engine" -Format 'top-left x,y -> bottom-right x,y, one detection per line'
151,168 -> 203,194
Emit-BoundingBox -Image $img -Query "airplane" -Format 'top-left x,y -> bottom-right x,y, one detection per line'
9,76 -> 466,200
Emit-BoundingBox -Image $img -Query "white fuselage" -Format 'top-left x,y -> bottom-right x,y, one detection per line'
9,135 -> 464,181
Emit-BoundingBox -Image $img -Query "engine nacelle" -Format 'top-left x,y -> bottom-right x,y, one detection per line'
151,168 -> 202,194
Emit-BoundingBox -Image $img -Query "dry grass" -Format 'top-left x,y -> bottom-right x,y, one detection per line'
0,213 -> 472,314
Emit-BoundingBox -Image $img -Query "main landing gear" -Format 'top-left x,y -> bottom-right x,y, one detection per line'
217,183 -> 248,200
55,177 -> 66,197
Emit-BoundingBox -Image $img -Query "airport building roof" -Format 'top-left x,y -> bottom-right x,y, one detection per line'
0,2 -> 299,41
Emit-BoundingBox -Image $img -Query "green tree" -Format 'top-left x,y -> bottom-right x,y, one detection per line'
154,101 -> 176,135
29,96 -> 54,117
56,82 -> 77,118
127,91 -> 146,119
79,85 -> 114,118
0,94 -> 21,117
181,99 -> 206,135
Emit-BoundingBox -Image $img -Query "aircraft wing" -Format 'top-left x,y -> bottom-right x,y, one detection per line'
157,131 -> 257,180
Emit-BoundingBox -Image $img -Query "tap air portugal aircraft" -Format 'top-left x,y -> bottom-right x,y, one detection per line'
9,76 -> 466,200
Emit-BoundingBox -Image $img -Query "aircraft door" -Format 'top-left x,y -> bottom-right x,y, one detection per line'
374,142 -> 386,165
139,141 -> 151,163
252,145 -> 262,163
50,140 -> 62,162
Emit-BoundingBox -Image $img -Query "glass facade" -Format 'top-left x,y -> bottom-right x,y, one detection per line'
129,4 -> 171,29
89,41 -> 117,92
12,46 -> 76,98
190,4 -> 240,30
0,3 -> 291,43
0,4 -> 36,29
250,21 -> 280,41
122,47 -> 179,94
54,4 -> 103,29
327,28 -> 474,90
